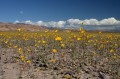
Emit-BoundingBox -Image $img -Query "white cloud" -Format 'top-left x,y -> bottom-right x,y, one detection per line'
67,17 -> 120,25
83,19 -> 99,25
57,21 -> 66,26
14,20 -> 20,24
99,17 -> 120,25
36,21 -> 66,28
22,20 -> 66,28
14,17 -> 120,30
24,20 -> 33,25
67,19 -> 82,24
36,21 -> 47,26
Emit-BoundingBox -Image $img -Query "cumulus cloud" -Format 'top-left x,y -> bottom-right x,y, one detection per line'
67,17 -> 120,25
67,18 -> 100,25
36,21 -> 47,26
83,19 -> 99,25
14,17 -> 120,30
35,21 -> 66,28
15,20 -> 66,28
67,19 -> 82,25
99,18 -> 120,25
24,20 -> 34,25
47,21 -> 66,27
14,20 -> 20,24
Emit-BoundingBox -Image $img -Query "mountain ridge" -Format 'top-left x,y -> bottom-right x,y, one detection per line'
0,22 -> 47,31
0,22 -> 120,32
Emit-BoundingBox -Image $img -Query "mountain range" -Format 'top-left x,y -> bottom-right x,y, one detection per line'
0,22 -> 120,32
0,22 -> 47,31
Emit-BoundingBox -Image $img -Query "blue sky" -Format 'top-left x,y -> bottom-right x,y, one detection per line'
0,0 -> 120,30
0,0 -> 120,22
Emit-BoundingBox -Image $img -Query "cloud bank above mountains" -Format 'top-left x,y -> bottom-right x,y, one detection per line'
14,17 -> 120,30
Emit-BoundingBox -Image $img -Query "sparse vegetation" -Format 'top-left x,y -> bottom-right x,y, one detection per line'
0,28 -> 120,79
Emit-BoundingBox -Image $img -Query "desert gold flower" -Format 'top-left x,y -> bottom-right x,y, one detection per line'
55,37 -> 62,41
45,30 -> 48,32
94,43 -> 96,46
35,44 -> 38,47
99,31 -> 102,34
74,35 -> 76,38
61,43 -> 65,47
64,74 -> 71,79
55,30 -> 58,32
80,28 -> 83,31
52,49 -> 57,53
18,48 -> 22,51
26,60 -> 31,64
113,55 -> 117,59
88,40 -> 91,43
27,48 -> 31,52
110,49 -> 114,53
38,40 -> 41,43
42,40 -> 46,44
80,28 -> 85,33
5,41 -> 8,44
17,28 -> 22,31
50,59 -> 55,63
115,44 -> 118,47
77,37 -> 81,41
81,30 -> 85,34
18,48 -> 22,54
20,56 -> 25,61
14,45 -> 18,48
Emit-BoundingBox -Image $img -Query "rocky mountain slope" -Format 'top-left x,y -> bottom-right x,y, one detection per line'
0,23 -> 47,31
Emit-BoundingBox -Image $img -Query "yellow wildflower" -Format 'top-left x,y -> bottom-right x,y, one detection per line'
115,44 -> 118,47
26,60 -> 31,64
88,40 -> 91,43
55,30 -> 58,32
52,49 -> 57,53
74,35 -> 76,38
81,30 -> 85,34
5,41 -> 8,44
42,40 -> 46,44
55,37 -> 62,41
77,37 -> 81,41
50,59 -> 55,63
99,31 -> 102,34
18,48 -> 22,51
110,49 -> 114,53
61,43 -> 65,47
38,40 -> 41,43
18,48 -> 22,54
20,56 -> 25,61
14,45 -> 18,48
27,48 -> 31,52
64,74 -> 71,79
80,28 -> 83,31
113,55 -> 117,59
45,30 -> 48,32
17,28 -> 22,31
80,28 -> 85,33
18,51 -> 22,54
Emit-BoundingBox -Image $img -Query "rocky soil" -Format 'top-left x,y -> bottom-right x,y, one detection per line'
0,48 -> 114,79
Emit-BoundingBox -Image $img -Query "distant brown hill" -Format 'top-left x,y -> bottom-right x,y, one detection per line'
0,23 -> 47,31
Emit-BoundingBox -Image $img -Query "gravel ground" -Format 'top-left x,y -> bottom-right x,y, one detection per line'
0,48 -> 115,79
